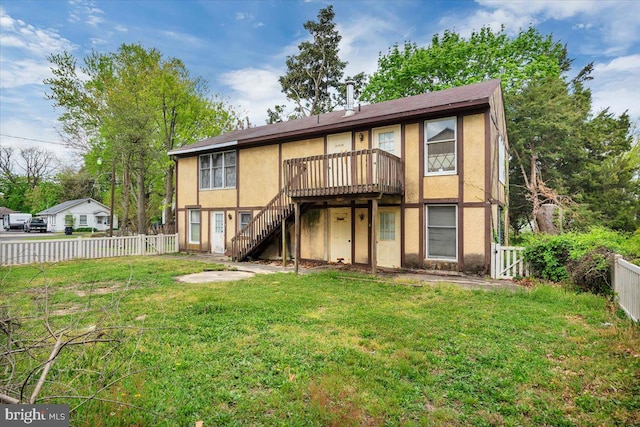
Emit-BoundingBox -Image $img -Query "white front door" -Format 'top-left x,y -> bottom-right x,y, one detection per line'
329,207 -> 351,264
377,207 -> 401,268
211,211 -> 225,254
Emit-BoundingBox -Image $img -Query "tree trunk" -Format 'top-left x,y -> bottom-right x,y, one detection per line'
136,168 -> 146,234
536,204 -> 559,234
528,154 -> 541,233
122,160 -> 131,235
163,163 -> 175,234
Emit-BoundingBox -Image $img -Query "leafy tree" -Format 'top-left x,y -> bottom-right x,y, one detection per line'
45,44 -> 239,234
362,26 -> 569,103
268,6 -> 366,122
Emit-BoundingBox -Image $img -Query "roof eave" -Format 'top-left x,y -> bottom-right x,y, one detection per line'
168,140 -> 238,157
240,98 -> 490,146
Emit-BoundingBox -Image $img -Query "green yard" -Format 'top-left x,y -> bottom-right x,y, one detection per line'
1,256 -> 638,426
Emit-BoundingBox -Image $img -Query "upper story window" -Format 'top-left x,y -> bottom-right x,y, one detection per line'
373,125 -> 400,157
378,132 -> 395,153
200,150 -> 236,190
425,117 -> 456,175
498,135 -> 506,184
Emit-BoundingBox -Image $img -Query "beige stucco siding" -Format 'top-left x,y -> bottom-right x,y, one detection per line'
404,207 -> 420,266
404,123 -> 420,204
301,209 -> 326,260
355,131 -> 369,151
199,189 -> 236,208
281,137 -> 325,161
463,207 -> 486,271
424,175 -> 458,199
177,157 -> 198,206
463,114 -> 486,203
226,213 -> 236,250
239,145 -> 280,207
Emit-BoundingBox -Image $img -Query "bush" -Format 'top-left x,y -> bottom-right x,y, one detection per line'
523,234 -> 572,282
567,246 -> 615,296
521,227 -> 639,294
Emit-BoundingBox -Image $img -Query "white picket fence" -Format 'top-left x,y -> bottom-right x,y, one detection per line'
0,234 -> 179,266
491,243 -> 528,279
613,255 -> 640,322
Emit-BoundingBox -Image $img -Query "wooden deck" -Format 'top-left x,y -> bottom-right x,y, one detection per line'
283,149 -> 404,200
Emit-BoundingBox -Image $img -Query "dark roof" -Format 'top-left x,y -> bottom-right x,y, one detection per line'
169,79 -> 501,156
37,198 -> 109,215
0,207 -> 16,216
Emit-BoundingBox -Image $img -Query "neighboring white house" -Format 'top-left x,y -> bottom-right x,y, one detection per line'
37,198 -> 118,232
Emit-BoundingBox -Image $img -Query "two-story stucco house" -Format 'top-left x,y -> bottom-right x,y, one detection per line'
169,79 -> 509,274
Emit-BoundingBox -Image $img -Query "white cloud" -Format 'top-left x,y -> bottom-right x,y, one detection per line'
161,30 -> 204,47
219,67 -> 287,124
590,55 -> 640,120
0,8 -> 75,58
0,58 -> 54,88
336,16 -> 396,76
68,0 -> 104,27
438,8 -> 535,38
475,0 -> 640,52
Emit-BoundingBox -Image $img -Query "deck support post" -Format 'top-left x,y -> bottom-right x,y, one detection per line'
282,219 -> 287,268
371,198 -> 378,275
294,202 -> 301,274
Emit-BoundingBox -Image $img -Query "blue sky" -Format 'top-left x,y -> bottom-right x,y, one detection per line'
1,0 -> 639,165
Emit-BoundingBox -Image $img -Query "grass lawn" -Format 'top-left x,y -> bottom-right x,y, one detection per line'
1,256 -> 638,426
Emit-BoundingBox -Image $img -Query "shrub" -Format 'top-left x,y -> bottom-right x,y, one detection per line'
567,246 -> 615,296
521,227 -> 639,294
522,234 -> 572,282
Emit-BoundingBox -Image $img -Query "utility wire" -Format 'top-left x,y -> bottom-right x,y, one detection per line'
0,133 -> 68,146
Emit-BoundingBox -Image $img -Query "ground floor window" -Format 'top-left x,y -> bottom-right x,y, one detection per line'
189,210 -> 201,243
426,205 -> 457,260
379,212 -> 396,240
79,215 -> 87,226
239,212 -> 252,230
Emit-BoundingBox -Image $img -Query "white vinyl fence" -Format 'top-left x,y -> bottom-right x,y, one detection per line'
491,243 -> 529,279
1,234 -> 179,266
613,255 -> 640,322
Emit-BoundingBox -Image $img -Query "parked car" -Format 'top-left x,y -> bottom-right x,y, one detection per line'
23,217 -> 48,233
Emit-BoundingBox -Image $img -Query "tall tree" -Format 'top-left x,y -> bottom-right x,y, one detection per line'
505,74 -> 589,232
361,26 -> 569,103
268,5 -> 365,122
45,44 -> 239,234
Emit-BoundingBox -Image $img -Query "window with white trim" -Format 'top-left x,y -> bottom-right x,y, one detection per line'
239,212 -> 251,230
189,210 -> 201,243
79,215 -> 87,226
498,135 -> 506,184
425,117 -> 456,175
379,212 -> 396,240
200,150 -> 236,189
378,131 -> 394,153
426,205 -> 457,260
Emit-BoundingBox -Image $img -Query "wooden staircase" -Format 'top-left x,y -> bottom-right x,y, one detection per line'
230,187 -> 294,261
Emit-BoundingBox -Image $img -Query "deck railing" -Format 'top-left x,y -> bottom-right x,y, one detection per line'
0,234 -> 179,266
284,148 -> 403,199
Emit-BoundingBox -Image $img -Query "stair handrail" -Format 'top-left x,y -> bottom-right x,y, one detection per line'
231,163 -> 307,260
